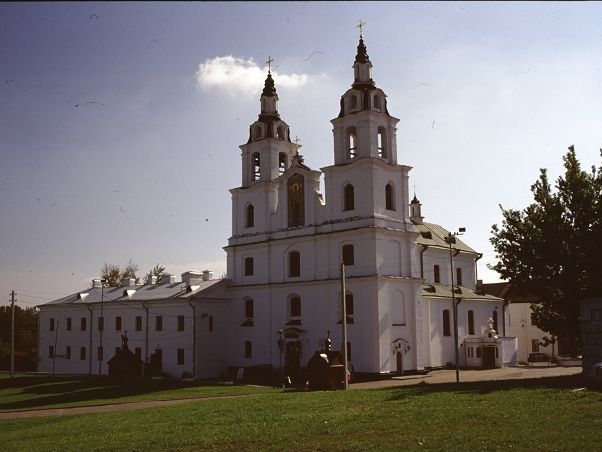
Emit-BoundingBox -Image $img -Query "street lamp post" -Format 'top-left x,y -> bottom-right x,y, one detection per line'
445,227 -> 465,384
98,279 -> 106,376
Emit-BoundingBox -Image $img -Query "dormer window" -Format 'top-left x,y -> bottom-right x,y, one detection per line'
350,95 -> 358,111
374,95 -> 382,110
252,153 -> 260,181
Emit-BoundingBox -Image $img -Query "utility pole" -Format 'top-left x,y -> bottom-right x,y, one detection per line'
340,263 -> 349,390
10,290 -> 16,377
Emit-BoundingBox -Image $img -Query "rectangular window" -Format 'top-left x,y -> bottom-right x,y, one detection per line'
177,348 -> 185,365
443,309 -> 451,336
97,346 -> 103,361
115,316 -> 122,331
434,265 -> 440,283
456,268 -> 463,286
66,317 -> 72,331
135,347 -> 141,359
177,315 -> 185,332
244,257 -> 254,276
244,341 -> 252,358
289,251 -> 300,277
209,316 -> 214,332
49,345 -> 54,358
65,346 -> 71,360
468,310 -> 475,335
155,315 -> 163,331
342,244 -> 354,266
81,317 -> 87,331
135,316 -> 142,332
290,296 -> 301,318
532,339 -> 540,353
245,299 -> 254,318
98,316 -> 104,331
50,318 -> 55,332
80,347 -> 86,360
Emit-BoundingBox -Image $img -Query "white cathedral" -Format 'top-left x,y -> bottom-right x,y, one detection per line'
38,36 -> 518,379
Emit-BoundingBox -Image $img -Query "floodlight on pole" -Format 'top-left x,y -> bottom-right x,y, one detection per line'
444,227 -> 465,384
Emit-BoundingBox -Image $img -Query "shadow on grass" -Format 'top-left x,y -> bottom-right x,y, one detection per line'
0,375 -> 214,411
385,375 -> 589,401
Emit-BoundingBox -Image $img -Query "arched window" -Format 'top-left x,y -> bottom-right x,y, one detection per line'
290,295 -> 301,318
374,95 -> 382,110
347,127 -> 357,159
279,153 -> 287,175
244,257 -> 254,276
289,251 -> 300,277
277,126 -> 285,139
443,309 -> 451,336
434,265 -> 440,283
244,298 -> 254,318
385,183 -> 395,211
343,183 -> 354,211
342,244 -> 354,266
468,310 -> 475,335
251,153 -> 260,181
245,204 -> 254,228
456,267 -> 463,286
493,310 -> 498,332
253,126 -> 262,140
377,127 -> 387,158
350,95 -> 358,111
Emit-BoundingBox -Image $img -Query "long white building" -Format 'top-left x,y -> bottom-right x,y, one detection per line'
38,35 -> 517,378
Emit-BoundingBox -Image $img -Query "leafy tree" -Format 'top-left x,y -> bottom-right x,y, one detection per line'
100,259 -> 140,286
0,306 -> 38,359
490,146 -> 602,355
143,264 -> 166,284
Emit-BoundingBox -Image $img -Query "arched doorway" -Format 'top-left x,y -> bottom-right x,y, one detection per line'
396,351 -> 403,375
284,340 -> 302,384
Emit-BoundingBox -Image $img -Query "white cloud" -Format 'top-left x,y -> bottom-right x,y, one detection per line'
196,55 -> 309,96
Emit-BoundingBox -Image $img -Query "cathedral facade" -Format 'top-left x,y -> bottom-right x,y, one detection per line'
37,36 -> 516,379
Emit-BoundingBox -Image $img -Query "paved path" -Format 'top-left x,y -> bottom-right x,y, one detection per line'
0,366 -> 582,420
351,365 -> 582,389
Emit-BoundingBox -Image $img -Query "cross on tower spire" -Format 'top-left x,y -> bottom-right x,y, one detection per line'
357,19 -> 366,38
266,56 -> 274,73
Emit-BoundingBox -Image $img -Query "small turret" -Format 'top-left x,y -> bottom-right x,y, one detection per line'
410,194 -> 423,225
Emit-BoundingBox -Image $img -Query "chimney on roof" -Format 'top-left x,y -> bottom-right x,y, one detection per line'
121,277 -> 136,287
148,275 -> 157,285
182,271 -> 203,285
159,274 -> 177,284
92,279 -> 103,288
202,270 -> 213,281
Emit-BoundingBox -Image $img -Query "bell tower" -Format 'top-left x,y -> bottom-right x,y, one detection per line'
331,28 -> 400,166
240,58 -> 300,188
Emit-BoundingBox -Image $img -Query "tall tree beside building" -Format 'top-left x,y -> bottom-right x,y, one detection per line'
490,146 -> 602,354
100,259 -> 140,286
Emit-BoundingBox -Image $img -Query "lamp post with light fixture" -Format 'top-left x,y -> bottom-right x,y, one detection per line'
444,227 -> 465,384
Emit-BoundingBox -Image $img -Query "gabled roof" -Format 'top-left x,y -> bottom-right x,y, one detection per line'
39,279 -> 228,307
422,284 -> 502,302
415,222 -> 478,255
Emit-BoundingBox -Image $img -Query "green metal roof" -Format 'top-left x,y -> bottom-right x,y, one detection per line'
415,222 -> 478,254
422,283 -> 502,302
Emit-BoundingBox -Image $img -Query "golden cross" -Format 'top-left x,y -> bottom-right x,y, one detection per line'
266,56 -> 274,73
357,20 -> 366,38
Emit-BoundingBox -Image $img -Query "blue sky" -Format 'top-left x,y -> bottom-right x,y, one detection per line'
2,2 -> 601,307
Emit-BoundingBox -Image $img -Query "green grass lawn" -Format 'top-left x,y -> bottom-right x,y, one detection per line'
0,376 -> 600,451
0,374 -> 275,411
